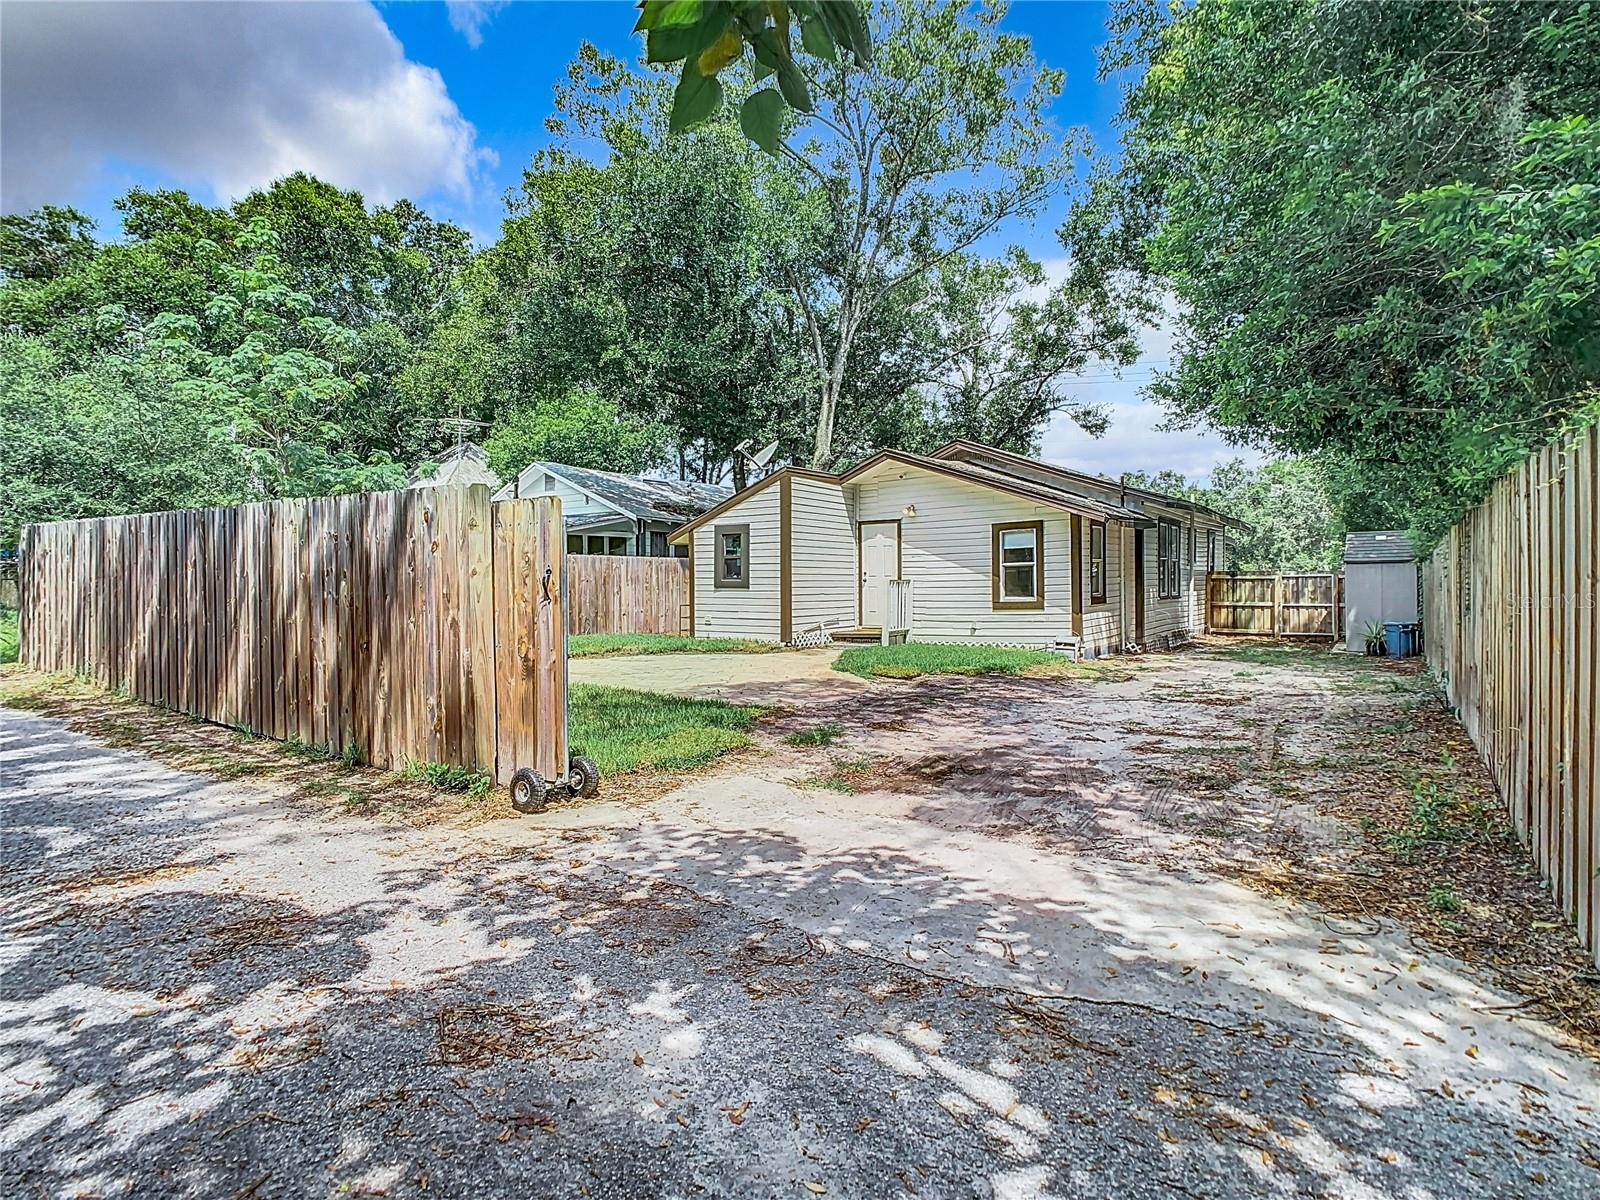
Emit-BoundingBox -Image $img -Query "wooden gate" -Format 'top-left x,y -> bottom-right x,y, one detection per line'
566,554 -> 688,635
18,487 -> 565,784
1206,572 -> 1343,638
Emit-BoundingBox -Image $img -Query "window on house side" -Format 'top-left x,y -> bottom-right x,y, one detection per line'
714,524 -> 750,589
1158,521 -> 1181,599
567,534 -> 583,555
1089,521 -> 1106,604
992,522 -> 1043,609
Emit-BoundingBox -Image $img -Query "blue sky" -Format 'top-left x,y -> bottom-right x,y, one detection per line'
0,0 -> 1253,481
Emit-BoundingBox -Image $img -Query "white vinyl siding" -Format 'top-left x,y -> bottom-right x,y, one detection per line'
691,483 -> 782,641
790,476 -> 856,634
1138,505 -> 1225,645
850,465 -> 1073,646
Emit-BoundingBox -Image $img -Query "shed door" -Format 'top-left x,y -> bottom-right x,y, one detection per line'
859,522 -> 899,628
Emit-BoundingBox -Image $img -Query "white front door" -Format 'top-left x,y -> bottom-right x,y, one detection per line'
859,522 -> 899,627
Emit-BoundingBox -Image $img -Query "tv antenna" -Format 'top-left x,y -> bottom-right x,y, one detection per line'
418,415 -> 489,456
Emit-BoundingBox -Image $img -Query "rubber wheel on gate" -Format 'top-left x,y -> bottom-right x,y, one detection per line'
509,768 -> 548,814
568,754 -> 601,799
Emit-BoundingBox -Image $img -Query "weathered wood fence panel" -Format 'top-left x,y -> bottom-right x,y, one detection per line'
1424,423 -> 1598,968
18,488 -> 565,784
566,554 -> 688,636
1207,572 -> 1343,639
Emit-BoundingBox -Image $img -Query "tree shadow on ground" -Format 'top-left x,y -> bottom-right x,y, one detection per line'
4,678 -> 1596,1199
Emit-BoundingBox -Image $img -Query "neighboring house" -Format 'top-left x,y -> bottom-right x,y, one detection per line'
408,442 -> 503,491
669,439 -> 1241,657
495,462 -> 732,557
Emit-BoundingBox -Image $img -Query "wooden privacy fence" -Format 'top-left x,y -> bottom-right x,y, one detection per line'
1206,572 -> 1343,638
566,553 -> 688,636
18,487 -> 567,785
1424,423 -> 1598,968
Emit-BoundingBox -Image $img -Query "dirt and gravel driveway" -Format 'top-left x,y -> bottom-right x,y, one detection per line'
4,644 -> 1598,1198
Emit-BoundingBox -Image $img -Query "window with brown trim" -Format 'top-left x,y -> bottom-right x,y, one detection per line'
1157,520 -> 1181,599
1206,530 -> 1218,573
992,521 -> 1044,610
714,523 -> 749,589
1088,521 -> 1106,604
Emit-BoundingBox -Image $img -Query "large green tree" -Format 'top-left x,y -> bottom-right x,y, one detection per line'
434,1 -> 1137,481
777,0 -> 1134,466
1069,0 -> 1600,547
1126,458 -> 1349,573
1,178 -> 467,544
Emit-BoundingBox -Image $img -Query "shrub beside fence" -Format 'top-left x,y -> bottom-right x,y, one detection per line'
1423,423 -> 1598,968
18,487 -> 567,784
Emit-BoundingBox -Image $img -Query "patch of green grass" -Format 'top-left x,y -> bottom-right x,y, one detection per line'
397,759 -> 494,798
568,634 -> 783,658
832,642 -> 1078,680
184,752 -> 269,781
282,735 -> 335,761
1427,881 -> 1463,913
568,683 -> 761,775
796,754 -> 876,794
784,722 -> 845,748
1385,754 -> 1496,862
0,609 -> 17,665
1206,642 -> 1353,668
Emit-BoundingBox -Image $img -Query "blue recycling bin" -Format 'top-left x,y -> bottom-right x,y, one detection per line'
1382,624 -> 1408,662
1384,621 -> 1417,658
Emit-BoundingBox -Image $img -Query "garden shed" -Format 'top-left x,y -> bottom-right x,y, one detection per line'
1342,531 -> 1419,654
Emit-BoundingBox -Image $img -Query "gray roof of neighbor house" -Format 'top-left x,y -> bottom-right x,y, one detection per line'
1344,531 -> 1417,564
539,463 -> 733,524
408,442 -> 502,490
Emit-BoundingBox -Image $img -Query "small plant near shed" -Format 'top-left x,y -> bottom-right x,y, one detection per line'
1363,620 -> 1387,656
785,722 -> 845,748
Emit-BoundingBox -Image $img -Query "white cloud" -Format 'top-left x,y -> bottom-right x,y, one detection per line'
1033,263 -> 1262,485
0,1 -> 494,214
446,0 -> 509,48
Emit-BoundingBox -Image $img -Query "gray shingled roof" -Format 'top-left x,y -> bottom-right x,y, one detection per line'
1344,531 -> 1417,564
545,463 -> 732,524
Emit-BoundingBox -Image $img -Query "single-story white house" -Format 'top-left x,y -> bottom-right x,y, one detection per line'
495,462 -> 732,557
669,440 -> 1240,657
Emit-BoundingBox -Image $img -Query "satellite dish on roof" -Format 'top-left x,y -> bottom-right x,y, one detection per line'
735,439 -> 781,476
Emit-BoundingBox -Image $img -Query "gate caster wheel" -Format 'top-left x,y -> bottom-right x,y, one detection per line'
509,768 -> 549,814
568,754 -> 601,799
